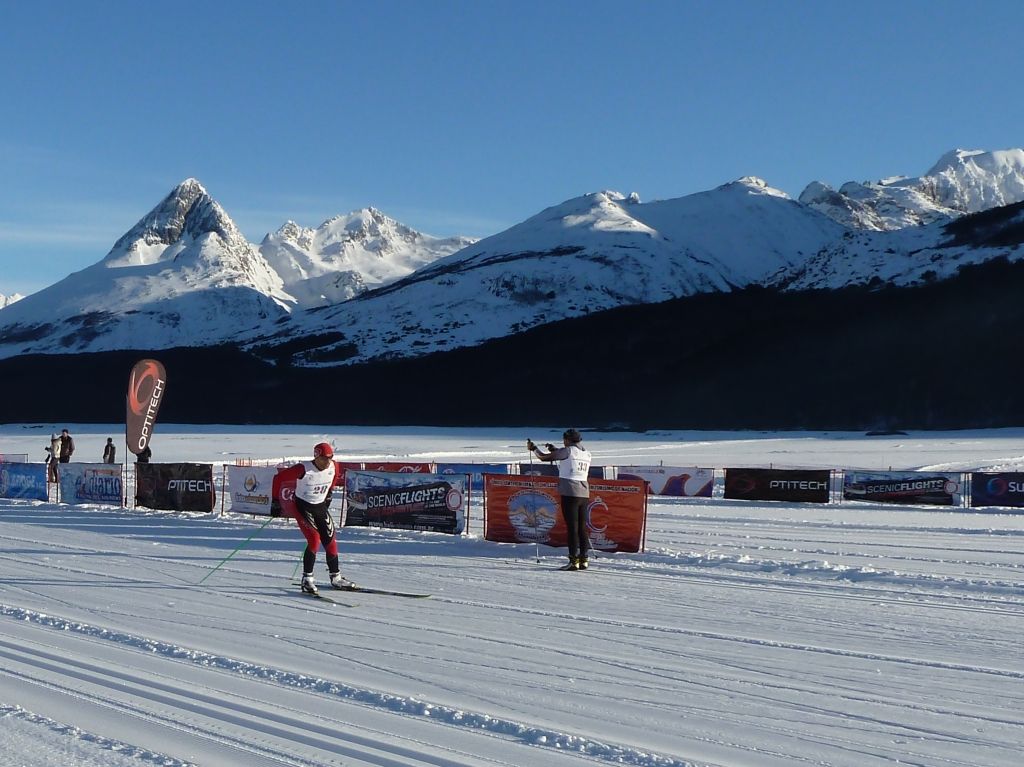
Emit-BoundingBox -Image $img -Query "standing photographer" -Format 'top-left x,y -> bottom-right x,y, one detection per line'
527,428 -> 593,570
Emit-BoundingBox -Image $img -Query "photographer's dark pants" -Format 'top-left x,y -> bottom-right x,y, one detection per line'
560,495 -> 590,561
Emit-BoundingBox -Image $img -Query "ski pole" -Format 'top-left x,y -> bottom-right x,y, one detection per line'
528,439 -> 540,564
196,516 -> 274,584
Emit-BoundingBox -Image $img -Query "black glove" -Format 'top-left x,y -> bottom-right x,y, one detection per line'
526,440 -> 536,452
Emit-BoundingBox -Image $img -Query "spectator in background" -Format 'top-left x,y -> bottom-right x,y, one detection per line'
58,429 -> 74,463
136,445 -> 152,463
103,438 -> 116,463
47,433 -> 61,481
45,445 -> 58,483
527,428 -> 594,571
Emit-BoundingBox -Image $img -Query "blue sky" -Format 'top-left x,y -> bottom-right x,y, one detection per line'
1,0 -> 1020,296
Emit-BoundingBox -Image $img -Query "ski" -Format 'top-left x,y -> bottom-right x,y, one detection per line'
297,590 -> 358,607
348,587 -> 431,599
292,583 -> 430,599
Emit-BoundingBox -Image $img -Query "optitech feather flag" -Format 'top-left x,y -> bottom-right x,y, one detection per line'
126,359 -> 167,455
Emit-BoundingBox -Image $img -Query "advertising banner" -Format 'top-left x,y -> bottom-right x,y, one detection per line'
843,471 -> 962,506
436,462 -> 508,494
483,475 -> 647,553
724,468 -> 831,503
518,462 -> 556,477
225,465 -> 278,515
136,463 -> 215,512
517,463 -> 604,478
363,461 -> 432,473
0,462 -> 48,501
969,472 -> 1024,510
617,466 -> 714,497
344,470 -> 467,534
57,463 -> 123,506
126,359 -> 167,455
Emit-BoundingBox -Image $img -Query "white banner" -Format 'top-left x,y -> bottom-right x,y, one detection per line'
615,466 -> 714,497
57,463 -> 124,506
225,465 -> 279,515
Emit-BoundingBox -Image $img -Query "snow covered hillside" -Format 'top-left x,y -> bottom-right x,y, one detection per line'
1,425 -> 1023,767
245,179 -> 848,365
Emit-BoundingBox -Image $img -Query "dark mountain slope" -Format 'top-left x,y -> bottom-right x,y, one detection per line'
1,257 -> 1021,430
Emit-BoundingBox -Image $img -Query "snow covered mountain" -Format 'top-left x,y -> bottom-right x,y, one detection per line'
242,179 -> 848,364
1,149 -> 1022,367
0,181 -> 474,359
259,209 -> 475,307
799,149 -> 1024,230
0,293 -> 23,310
0,180 -> 293,358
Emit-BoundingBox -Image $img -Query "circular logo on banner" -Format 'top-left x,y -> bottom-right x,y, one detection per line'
445,487 -> 463,511
586,496 -> 610,533
986,477 -> 1008,497
943,480 -> 960,495
244,474 -> 260,492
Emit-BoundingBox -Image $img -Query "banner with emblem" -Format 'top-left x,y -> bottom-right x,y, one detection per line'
969,472 -> 1024,510
483,475 -> 647,553
225,465 -> 279,515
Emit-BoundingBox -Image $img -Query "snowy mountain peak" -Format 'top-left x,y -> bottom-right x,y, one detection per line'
258,206 -> 477,307
103,178 -> 249,267
801,148 -> 1024,231
0,293 -> 24,310
720,176 -> 791,199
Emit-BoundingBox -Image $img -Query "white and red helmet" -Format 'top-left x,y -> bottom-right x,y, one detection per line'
313,442 -> 334,459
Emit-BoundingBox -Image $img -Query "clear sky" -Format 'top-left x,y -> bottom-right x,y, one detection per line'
1,0 -> 1021,296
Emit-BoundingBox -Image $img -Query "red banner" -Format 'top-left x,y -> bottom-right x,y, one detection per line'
484,474 -> 647,553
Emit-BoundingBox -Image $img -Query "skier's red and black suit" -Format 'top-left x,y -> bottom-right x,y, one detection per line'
272,460 -> 346,574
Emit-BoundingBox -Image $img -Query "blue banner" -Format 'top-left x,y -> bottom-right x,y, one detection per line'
0,462 -> 48,501
435,462 -> 508,494
970,472 -> 1024,510
58,463 -> 124,506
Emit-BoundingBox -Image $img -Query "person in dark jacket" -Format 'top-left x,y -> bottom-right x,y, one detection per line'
58,429 -> 75,463
102,438 -> 116,464
136,445 -> 152,463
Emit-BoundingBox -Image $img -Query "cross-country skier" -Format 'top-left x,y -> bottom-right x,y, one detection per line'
527,428 -> 593,570
272,442 -> 357,594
